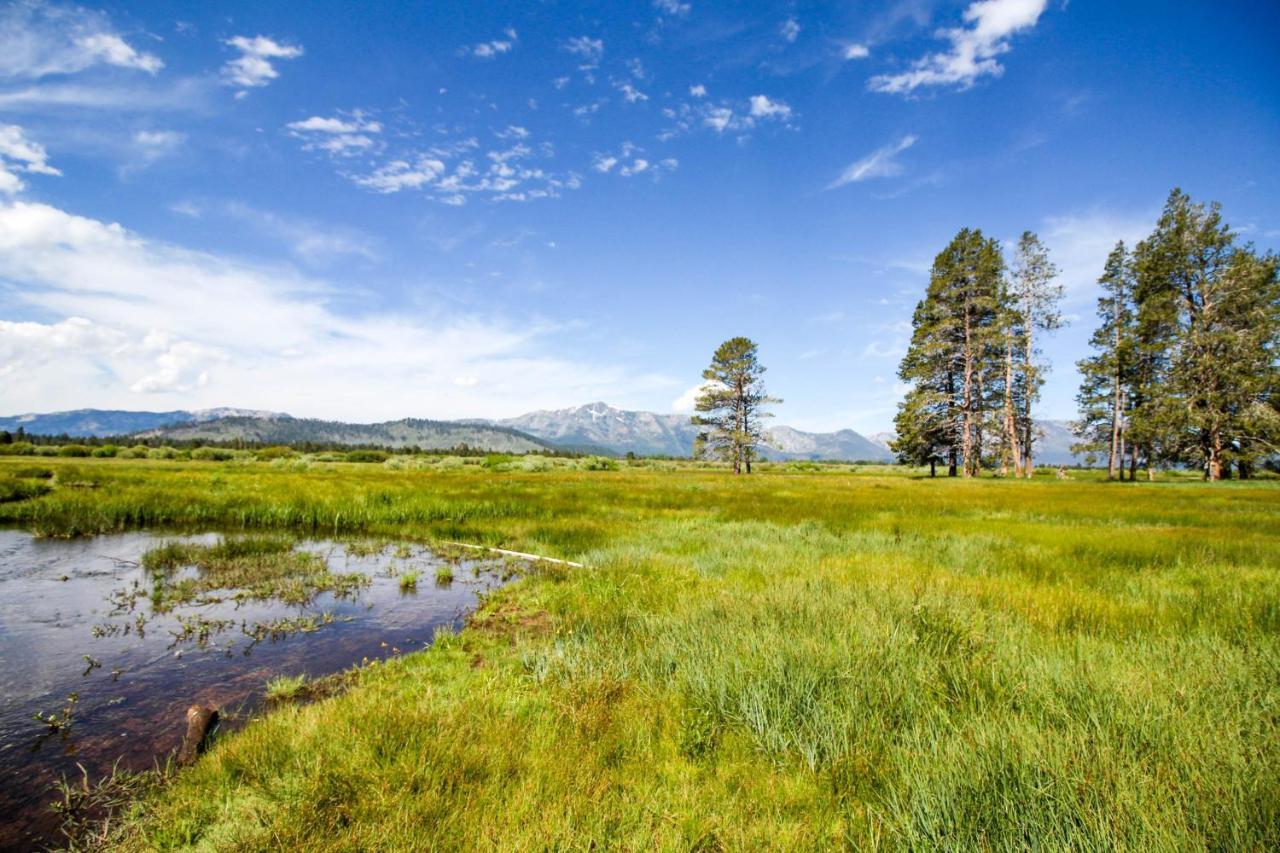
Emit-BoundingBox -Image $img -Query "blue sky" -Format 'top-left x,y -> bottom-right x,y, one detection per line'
0,0 -> 1277,433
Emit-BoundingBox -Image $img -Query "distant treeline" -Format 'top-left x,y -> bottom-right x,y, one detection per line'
0,429 -> 585,459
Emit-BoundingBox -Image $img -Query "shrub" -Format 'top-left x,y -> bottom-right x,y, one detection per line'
57,445 -> 92,457
191,447 -> 235,462
256,446 -> 296,461
520,456 -> 554,472
92,445 -> 119,458
118,445 -> 150,459
484,454 -> 513,469
35,446 -> 59,456
346,450 -> 389,464
146,447 -> 178,460
0,441 -> 35,456
580,456 -> 619,471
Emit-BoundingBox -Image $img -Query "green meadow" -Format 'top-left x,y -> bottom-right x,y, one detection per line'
2,456 -> 1278,849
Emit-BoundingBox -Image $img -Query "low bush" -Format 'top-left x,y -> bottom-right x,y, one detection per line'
190,447 -> 236,462
91,445 -> 119,458
345,450 -> 389,464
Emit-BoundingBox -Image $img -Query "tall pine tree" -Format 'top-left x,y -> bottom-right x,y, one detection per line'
692,337 -> 779,474
1074,241 -> 1137,479
895,228 -> 1005,477
1006,232 -> 1063,477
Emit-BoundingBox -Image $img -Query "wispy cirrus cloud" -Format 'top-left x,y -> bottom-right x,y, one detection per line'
869,0 -> 1046,95
0,1 -> 162,79
0,124 -> 60,194
827,134 -> 917,189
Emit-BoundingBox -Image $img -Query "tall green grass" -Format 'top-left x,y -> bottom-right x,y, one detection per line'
2,457 -> 1277,848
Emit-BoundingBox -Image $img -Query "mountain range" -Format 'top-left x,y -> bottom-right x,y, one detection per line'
0,404 -> 1087,464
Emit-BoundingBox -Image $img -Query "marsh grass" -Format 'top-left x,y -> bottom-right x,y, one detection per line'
2,458 -> 1277,849
434,565 -> 454,585
140,535 -> 368,610
398,570 -> 419,592
264,674 -> 308,704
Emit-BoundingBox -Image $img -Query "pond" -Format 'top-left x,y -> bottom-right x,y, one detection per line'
0,529 -> 521,850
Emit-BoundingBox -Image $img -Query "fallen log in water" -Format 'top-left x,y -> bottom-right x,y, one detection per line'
177,705 -> 218,766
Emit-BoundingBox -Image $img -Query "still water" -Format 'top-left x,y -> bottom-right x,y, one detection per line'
0,530 -> 511,850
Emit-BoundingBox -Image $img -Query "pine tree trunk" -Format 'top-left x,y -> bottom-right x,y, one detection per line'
1207,428 -> 1223,481
930,459 -> 937,478
1003,333 -> 1023,478
1022,323 -> 1035,478
1117,428 -> 1127,482
961,309 -> 975,477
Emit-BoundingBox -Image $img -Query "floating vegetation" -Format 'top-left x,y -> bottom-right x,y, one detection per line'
169,614 -> 237,648
34,692 -> 79,732
344,539 -> 387,557
241,612 -> 346,644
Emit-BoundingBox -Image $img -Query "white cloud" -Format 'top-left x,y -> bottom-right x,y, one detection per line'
218,201 -> 378,264
469,29 -> 517,59
780,18 -> 801,43
221,35 -> 303,89
671,380 -> 727,413
868,0 -> 1047,94
664,93 -> 793,139
654,0 -> 691,16
689,84 -> 707,97
0,76 -> 212,113
592,144 -> 676,180
0,199 -> 661,419
353,157 -> 446,193
0,124 -> 60,194
287,113 -> 383,157
617,82 -> 648,103
0,2 -> 163,79
620,158 -> 649,176
843,43 -> 870,60
827,134 -> 917,189
563,36 -> 605,66
704,106 -> 733,133
1039,209 -> 1152,303
749,94 -> 791,119
287,115 -> 382,134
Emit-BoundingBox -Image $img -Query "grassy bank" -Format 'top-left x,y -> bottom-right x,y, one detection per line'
3,458 -> 1278,848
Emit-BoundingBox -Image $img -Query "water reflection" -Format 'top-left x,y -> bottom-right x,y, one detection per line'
0,530 -> 515,849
